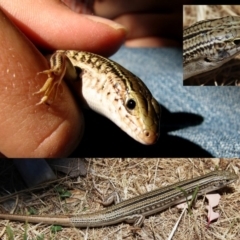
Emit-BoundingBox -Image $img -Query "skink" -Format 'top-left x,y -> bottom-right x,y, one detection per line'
183,16 -> 240,80
35,50 -> 161,144
0,170 -> 237,228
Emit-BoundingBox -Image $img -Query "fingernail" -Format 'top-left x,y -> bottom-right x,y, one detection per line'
85,15 -> 128,32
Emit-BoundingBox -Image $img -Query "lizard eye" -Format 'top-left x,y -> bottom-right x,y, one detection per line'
204,57 -> 212,62
234,39 -> 240,46
126,99 -> 136,110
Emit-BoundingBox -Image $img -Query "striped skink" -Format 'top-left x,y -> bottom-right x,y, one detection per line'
35,50 -> 160,145
183,16 -> 240,80
0,170 -> 237,228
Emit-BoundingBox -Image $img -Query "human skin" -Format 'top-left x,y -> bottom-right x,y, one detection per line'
93,0 -> 183,47
0,0 -> 126,157
62,0 -> 185,47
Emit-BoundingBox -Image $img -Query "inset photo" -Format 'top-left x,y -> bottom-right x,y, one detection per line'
183,5 -> 240,86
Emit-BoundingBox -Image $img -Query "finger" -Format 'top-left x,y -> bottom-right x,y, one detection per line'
0,0 -> 127,56
94,0 -> 182,19
61,0 -> 94,14
114,13 -> 182,43
0,9 -> 83,157
125,37 -> 181,48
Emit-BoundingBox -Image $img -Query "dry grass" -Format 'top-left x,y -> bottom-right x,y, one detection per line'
0,158 -> 240,240
183,5 -> 240,86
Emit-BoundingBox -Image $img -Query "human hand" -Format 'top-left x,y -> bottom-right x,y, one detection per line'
93,0 -> 183,47
62,0 -> 186,47
0,0 -> 127,157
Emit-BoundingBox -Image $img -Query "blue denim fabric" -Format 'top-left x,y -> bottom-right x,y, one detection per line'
109,46 -> 239,157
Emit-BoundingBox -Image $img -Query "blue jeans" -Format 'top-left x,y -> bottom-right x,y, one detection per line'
73,47 -> 239,157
